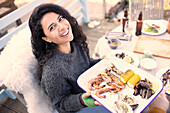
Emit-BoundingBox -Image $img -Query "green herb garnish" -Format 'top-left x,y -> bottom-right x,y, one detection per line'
144,27 -> 158,33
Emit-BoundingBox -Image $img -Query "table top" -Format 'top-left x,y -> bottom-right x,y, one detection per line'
92,19 -> 170,76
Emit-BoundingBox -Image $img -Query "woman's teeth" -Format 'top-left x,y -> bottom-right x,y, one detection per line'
61,29 -> 69,37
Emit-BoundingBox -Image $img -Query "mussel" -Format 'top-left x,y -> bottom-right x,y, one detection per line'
166,69 -> 170,74
140,88 -> 147,98
130,104 -> 139,110
133,87 -> 139,96
133,79 -> 155,99
145,89 -> 152,99
162,69 -> 170,86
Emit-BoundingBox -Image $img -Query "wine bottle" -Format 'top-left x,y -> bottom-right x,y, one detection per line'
122,8 -> 128,33
135,12 -> 143,36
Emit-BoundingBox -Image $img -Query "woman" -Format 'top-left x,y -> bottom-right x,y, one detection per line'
28,3 -> 169,113
28,3 -> 109,113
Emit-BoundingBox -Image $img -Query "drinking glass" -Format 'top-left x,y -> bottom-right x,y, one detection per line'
124,22 -> 134,51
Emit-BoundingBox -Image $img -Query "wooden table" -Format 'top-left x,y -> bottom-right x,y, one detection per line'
92,19 -> 170,112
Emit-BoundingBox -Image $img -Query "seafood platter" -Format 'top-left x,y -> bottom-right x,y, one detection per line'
77,57 -> 163,113
156,67 -> 170,95
109,50 -> 139,67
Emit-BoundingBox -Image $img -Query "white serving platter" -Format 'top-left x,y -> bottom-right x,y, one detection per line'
77,57 -> 163,113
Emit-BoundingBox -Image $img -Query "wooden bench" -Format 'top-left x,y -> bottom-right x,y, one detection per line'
0,0 -> 22,37
0,0 -> 89,113
0,89 -> 16,102
0,0 -> 21,25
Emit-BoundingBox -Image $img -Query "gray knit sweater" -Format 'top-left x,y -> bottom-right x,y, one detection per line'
41,43 -> 100,113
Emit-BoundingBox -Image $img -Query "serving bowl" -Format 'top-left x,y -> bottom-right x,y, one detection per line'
108,38 -> 121,49
140,58 -> 157,70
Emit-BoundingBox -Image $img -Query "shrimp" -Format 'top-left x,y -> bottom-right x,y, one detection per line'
95,86 -> 121,98
115,82 -> 125,89
110,63 -> 123,75
106,73 -> 125,89
109,87 -> 121,94
100,73 -> 112,83
88,74 -> 104,90
95,88 -> 111,98
107,83 -> 122,94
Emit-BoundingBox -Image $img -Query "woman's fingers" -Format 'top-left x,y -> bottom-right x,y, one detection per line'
83,92 -> 101,106
94,101 -> 101,106
83,92 -> 91,97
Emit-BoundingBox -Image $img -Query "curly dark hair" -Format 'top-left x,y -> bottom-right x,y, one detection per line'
29,3 -> 89,81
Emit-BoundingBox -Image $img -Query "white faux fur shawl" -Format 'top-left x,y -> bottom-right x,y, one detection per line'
0,25 -> 54,113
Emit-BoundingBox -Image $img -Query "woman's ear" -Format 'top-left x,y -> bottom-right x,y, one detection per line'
42,37 -> 52,43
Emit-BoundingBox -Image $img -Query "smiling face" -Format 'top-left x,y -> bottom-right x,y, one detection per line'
41,12 -> 74,48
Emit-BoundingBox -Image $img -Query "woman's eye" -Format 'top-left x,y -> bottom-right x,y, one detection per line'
50,25 -> 55,31
59,16 -> 63,22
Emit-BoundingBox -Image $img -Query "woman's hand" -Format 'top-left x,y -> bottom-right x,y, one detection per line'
83,92 -> 101,106
81,92 -> 100,107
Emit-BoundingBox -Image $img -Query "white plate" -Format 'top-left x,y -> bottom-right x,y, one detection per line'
155,67 -> 170,95
77,57 -> 163,113
142,20 -> 166,36
109,50 -> 139,67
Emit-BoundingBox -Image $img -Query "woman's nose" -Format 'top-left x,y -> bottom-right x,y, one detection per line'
58,22 -> 64,31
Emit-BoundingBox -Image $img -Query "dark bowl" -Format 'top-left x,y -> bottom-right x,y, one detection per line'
108,38 -> 121,49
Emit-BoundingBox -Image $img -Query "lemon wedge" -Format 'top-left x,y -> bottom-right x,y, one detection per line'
166,85 -> 170,91
151,81 -> 159,92
123,56 -> 132,63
